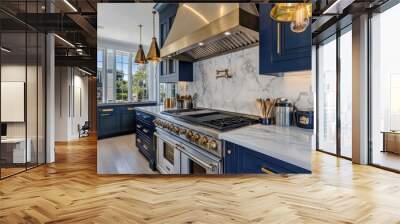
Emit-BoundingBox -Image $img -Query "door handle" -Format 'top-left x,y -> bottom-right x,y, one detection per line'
261,167 -> 275,174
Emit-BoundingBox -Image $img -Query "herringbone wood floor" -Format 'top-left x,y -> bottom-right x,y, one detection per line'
1,135 -> 400,224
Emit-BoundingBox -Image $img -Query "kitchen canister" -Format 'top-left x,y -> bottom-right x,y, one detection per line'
275,98 -> 293,127
294,110 -> 314,129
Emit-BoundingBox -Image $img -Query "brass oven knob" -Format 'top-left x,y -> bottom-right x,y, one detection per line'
186,131 -> 193,139
192,134 -> 200,142
179,129 -> 187,135
208,140 -> 218,151
173,127 -> 180,134
168,124 -> 174,131
162,122 -> 168,128
199,136 -> 208,145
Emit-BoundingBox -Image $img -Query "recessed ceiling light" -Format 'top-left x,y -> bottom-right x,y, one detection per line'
224,31 -> 231,36
198,42 -> 204,46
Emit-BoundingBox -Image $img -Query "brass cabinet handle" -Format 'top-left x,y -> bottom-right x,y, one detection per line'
102,108 -> 113,112
101,113 -> 110,117
143,128 -> 149,134
127,107 -> 135,111
227,149 -> 231,155
261,167 -> 275,174
277,22 -> 281,55
137,124 -> 142,129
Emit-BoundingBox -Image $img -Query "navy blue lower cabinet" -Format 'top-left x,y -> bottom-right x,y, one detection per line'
119,106 -> 136,133
135,110 -> 156,170
259,4 -> 311,75
224,141 -> 310,174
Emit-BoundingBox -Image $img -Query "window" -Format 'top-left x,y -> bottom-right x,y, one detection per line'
339,29 -> 352,158
106,49 -> 114,102
370,3 -> 400,171
317,36 -> 337,155
131,62 -> 149,102
115,51 -> 129,101
97,47 -> 154,103
97,49 -> 104,102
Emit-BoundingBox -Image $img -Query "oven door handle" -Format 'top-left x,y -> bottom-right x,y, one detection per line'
181,151 -> 215,170
154,132 -> 179,146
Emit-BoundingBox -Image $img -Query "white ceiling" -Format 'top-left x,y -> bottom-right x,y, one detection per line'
97,3 -> 158,47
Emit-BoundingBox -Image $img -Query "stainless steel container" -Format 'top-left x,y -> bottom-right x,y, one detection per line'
275,99 -> 293,127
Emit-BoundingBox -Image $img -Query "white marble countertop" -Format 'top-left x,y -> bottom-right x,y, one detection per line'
136,106 -> 312,170
219,124 -> 312,170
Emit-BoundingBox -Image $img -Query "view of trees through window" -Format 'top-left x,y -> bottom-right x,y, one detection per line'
97,48 -> 151,103
116,51 -> 129,101
132,64 -> 148,102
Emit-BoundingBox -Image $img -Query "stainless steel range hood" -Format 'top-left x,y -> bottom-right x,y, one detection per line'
160,3 -> 259,62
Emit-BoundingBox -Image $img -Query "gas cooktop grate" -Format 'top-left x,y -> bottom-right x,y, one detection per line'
201,116 -> 259,131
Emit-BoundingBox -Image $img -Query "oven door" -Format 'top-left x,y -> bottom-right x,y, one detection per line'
154,132 -> 181,174
180,144 -> 221,175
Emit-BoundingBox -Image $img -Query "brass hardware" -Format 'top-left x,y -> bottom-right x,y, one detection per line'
137,124 -> 142,129
101,113 -> 110,117
226,149 -> 231,155
127,107 -> 135,111
143,128 -> 149,134
186,131 -> 193,139
261,167 -> 275,174
143,145 -> 148,150
209,140 -> 218,151
199,136 -> 208,145
270,3 -> 312,23
277,23 -> 281,55
102,108 -> 113,112
179,129 -> 187,135
216,69 -> 232,79
192,134 -> 200,142
137,138 -> 141,143
135,25 -> 148,64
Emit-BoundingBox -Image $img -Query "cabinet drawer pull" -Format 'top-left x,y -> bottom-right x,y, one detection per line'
127,107 -> 135,111
261,167 -> 275,174
137,124 -> 142,129
101,113 -> 110,117
143,128 -> 149,134
277,22 -> 281,55
102,108 -> 113,112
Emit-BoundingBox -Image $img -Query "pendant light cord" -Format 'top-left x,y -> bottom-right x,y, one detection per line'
152,11 -> 156,38
139,24 -> 142,45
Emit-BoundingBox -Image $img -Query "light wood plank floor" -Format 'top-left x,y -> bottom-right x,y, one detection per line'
0,135 -> 400,223
97,134 -> 157,174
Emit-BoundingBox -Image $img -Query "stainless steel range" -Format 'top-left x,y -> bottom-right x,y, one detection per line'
153,108 -> 259,174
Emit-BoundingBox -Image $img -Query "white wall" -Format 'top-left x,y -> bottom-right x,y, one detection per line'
179,46 -> 313,116
55,67 -> 89,141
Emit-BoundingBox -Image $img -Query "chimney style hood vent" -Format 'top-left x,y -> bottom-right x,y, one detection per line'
160,3 -> 259,62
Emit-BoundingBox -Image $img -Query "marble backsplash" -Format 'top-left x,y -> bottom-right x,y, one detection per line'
178,46 -> 314,116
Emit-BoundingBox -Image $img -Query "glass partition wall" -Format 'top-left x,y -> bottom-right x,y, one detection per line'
316,26 -> 353,159
370,3 -> 400,171
0,4 -> 46,179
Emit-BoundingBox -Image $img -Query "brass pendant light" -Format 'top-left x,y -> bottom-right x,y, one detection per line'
270,3 -> 312,22
270,3 -> 312,33
146,11 -> 160,63
135,24 -> 148,64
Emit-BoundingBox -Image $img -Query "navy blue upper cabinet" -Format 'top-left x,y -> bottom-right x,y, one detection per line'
259,4 -> 311,75
156,4 -> 193,83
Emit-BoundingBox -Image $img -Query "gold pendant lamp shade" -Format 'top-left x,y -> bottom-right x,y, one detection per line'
270,3 -> 312,22
135,24 -> 148,64
146,11 -> 160,63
